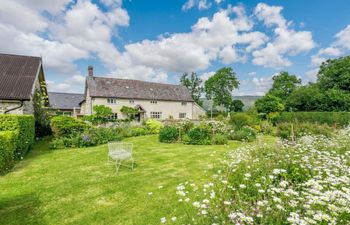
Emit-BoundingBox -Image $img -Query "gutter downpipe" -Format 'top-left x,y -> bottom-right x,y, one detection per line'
4,100 -> 24,114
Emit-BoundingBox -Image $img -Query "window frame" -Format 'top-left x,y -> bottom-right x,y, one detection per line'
150,111 -> 162,119
107,98 -> 117,105
181,102 -> 187,106
179,113 -> 186,119
150,100 -> 158,104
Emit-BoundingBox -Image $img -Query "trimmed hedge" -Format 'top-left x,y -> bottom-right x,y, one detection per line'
159,126 -> 179,143
0,115 -> 35,158
276,122 -> 334,140
276,112 -> 350,127
0,131 -> 16,173
51,116 -> 90,138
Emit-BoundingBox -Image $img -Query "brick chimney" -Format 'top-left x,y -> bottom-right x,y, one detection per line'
88,65 -> 93,77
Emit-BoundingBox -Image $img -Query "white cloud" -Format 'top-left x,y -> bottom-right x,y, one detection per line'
307,24 -> 350,81
200,71 -> 215,82
252,3 -> 315,68
234,75 -> 273,96
334,25 -> 350,50
46,74 -> 86,93
182,0 -> 211,11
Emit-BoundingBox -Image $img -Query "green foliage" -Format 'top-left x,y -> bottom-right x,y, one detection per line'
180,72 -> 204,106
184,126 -> 211,145
286,85 -> 325,111
259,121 -> 274,135
159,126 -> 179,143
51,116 -> 89,138
229,127 -> 256,142
145,119 -> 164,134
276,122 -> 334,140
120,106 -> 139,119
0,115 -> 35,158
92,105 -> 114,124
275,112 -> 350,127
212,134 -> 228,145
0,131 -> 16,173
230,99 -> 244,112
255,95 -> 285,115
204,67 -> 240,109
229,113 -> 256,129
33,86 -> 51,137
130,126 -> 149,136
317,56 -> 350,91
267,71 -> 301,100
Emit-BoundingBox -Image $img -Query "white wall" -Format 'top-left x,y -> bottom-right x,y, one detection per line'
82,97 -> 205,120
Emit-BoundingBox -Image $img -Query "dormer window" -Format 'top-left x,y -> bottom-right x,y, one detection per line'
107,98 -> 116,104
151,100 -> 157,104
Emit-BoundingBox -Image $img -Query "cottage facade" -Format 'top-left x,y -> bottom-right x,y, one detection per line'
48,92 -> 84,117
80,66 -> 205,120
0,53 -> 47,114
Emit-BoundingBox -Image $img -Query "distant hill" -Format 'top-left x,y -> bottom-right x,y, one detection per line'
201,96 -> 261,111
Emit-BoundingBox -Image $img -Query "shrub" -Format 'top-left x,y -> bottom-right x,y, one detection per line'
48,138 -> 66,149
159,126 -> 179,143
259,121 -> 274,134
229,113 -> 255,129
0,115 -> 35,158
212,134 -> 228,145
184,127 -> 211,145
276,112 -> 350,127
130,126 -> 149,136
146,119 -> 164,134
276,122 -> 334,140
51,116 -> 89,138
229,127 -> 256,142
0,131 -> 16,173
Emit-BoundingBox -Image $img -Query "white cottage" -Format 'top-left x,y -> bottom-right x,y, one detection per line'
80,66 -> 205,120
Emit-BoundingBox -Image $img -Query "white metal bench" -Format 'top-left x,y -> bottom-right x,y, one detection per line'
108,142 -> 134,173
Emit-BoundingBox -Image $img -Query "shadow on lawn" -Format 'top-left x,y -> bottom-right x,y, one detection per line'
0,194 -> 46,225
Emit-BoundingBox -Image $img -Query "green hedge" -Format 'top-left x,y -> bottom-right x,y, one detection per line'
51,116 -> 90,138
276,122 -> 334,140
0,115 -> 35,158
276,112 -> 350,127
159,126 -> 179,143
0,131 -> 16,173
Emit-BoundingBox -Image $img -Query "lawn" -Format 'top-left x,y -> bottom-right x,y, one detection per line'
0,135 -> 275,225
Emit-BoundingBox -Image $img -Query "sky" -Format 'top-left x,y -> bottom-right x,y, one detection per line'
0,0 -> 350,96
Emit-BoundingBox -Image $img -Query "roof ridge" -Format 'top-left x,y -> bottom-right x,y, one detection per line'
0,52 -> 41,59
92,76 -> 184,87
48,92 -> 84,95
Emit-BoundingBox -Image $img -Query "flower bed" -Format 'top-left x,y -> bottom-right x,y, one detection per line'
169,128 -> 350,224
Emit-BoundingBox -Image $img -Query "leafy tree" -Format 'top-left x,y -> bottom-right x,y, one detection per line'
255,95 -> 285,115
204,67 -> 240,110
267,71 -> 301,100
324,88 -> 350,111
180,72 -> 203,106
120,106 -> 139,119
286,85 -> 326,111
230,99 -> 244,112
317,56 -> 350,91
33,82 -> 51,137
92,105 -> 113,124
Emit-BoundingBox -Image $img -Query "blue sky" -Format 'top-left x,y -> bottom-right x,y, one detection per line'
0,0 -> 350,95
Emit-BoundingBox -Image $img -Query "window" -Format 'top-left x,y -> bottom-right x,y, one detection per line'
181,102 -> 187,106
150,112 -> 162,119
129,100 -> 134,104
150,100 -> 157,104
179,113 -> 186,119
107,98 -> 116,104
110,113 -> 118,120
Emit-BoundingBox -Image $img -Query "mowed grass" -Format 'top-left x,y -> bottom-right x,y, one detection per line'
0,135 -> 275,225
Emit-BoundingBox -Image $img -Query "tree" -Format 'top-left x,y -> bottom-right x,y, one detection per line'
267,71 -> 301,100
204,67 -> 240,110
180,72 -> 203,106
255,95 -> 285,115
230,99 -> 244,112
317,56 -> 350,91
92,105 -> 113,124
286,85 -> 326,111
324,88 -> 350,111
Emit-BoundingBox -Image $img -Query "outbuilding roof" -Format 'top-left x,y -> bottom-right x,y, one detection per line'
86,76 -> 194,102
0,53 -> 41,100
48,92 -> 85,110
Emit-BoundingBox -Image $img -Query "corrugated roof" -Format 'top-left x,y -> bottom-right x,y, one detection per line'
87,77 -> 194,102
48,92 -> 85,110
0,53 -> 41,100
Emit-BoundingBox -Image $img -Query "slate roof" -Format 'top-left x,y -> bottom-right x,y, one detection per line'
0,53 -> 41,100
48,92 -> 85,110
86,76 -> 194,102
